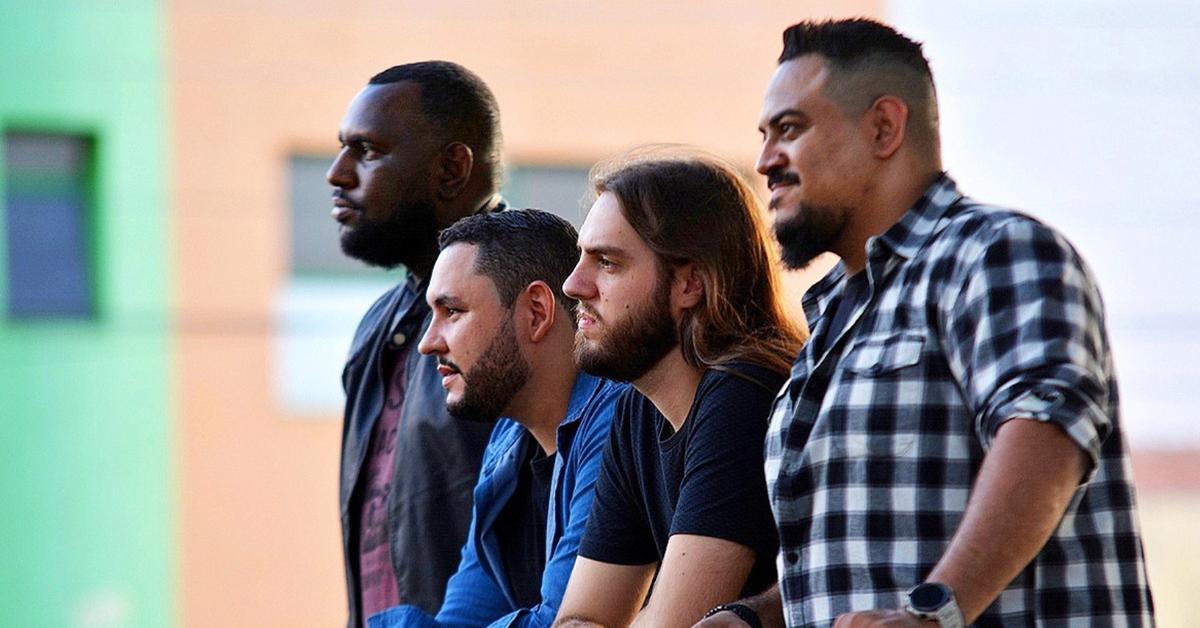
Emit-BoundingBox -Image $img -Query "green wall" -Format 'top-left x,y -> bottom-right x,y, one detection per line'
0,3 -> 172,627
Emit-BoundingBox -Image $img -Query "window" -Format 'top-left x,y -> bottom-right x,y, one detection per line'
4,132 -> 95,318
503,164 -> 593,228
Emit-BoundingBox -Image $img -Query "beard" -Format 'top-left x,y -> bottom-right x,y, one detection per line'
340,198 -> 438,270
445,314 -> 531,423
773,201 -> 849,271
574,278 -> 678,382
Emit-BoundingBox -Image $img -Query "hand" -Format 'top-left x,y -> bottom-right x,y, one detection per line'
833,609 -> 933,627
692,610 -> 751,628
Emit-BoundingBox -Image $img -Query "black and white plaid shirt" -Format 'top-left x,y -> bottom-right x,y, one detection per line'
765,175 -> 1154,626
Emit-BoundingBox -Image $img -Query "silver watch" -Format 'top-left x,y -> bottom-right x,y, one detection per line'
904,582 -> 965,628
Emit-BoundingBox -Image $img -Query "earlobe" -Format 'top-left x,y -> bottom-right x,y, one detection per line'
871,96 -> 908,159
438,142 -> 475,200
525,281 -> 556,343
674,264 -> 705,310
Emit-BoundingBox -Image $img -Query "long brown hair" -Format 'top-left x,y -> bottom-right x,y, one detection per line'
590,146 -> 806,375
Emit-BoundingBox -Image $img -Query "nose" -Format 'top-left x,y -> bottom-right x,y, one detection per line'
562,259 -> 594,303
418,320 -> 445,356
755,138 -> 785,177
326,148 -> 357,189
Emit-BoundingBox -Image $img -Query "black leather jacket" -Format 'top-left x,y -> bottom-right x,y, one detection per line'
340,274 -> 494,627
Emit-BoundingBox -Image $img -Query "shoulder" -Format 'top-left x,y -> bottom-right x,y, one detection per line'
932,199 -> 1080,265
687,363 -> 787,429
347,281 -> 410,357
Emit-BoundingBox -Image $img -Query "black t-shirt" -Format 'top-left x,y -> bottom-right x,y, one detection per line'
578,363 -> 785,597
493,437 -> 556,608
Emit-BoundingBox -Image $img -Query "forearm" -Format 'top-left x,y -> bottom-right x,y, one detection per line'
690,583 -> 784,628
926,418 -> 1086,622
552,618 -> 606,628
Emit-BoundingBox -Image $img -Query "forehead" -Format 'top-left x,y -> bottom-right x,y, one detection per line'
758,55 -> 833,124
428,243 -> 502,304
577,192 -> 656,262
340,81 -> 430,141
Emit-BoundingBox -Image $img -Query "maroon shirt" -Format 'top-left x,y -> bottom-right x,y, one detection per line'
357,344 -> 410,624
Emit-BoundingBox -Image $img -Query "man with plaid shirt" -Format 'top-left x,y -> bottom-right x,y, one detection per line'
701,18 -> 1154,628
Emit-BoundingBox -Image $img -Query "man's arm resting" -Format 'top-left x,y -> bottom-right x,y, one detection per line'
690,583 -> 784,628
553,557 -> 655,628
631,534 -> 758,628
835,417 -> 1088,626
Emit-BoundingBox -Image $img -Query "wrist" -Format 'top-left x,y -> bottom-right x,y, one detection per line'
904,582 -> 965,628
703,603 -> 762,628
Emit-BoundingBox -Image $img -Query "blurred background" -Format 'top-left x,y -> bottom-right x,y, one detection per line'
1,0 -> 1196,626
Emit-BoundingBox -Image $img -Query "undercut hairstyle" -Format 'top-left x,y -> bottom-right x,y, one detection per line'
438,209 -> 580,322
370,61 -> 504,189
590,147 -> 806,375
780,18 -> 940,153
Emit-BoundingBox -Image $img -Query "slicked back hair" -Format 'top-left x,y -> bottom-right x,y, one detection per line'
780,18 -> 940,154
438,209 -> 580,322
370,61 -> 504,189
589,147 -> 806,375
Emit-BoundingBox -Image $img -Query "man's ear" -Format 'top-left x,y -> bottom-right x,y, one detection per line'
867,95 -> 909,159
521,281 -> 557,343
671,263 -> 705,312
436,142 -> 475,200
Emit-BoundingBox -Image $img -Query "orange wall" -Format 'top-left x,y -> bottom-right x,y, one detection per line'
168,2 -> 879,626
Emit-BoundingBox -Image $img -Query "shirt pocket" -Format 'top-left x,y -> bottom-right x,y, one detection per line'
841,331 -> 925,376
831,331 -> 928,458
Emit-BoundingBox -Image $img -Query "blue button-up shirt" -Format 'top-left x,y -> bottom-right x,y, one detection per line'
369,373 -> 625,628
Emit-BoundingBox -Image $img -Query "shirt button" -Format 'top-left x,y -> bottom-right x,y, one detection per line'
785,551 -> 799,564
392,332 -> 407,345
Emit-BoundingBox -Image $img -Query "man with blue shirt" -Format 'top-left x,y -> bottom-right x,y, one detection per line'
369,209 -> 623,628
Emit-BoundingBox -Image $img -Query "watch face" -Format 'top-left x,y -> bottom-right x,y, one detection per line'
910,583 -> 951,611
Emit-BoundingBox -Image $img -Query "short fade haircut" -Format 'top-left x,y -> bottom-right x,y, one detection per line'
780,18 -> 939,152
438,209 -> 580,322
370,61 -> 504,189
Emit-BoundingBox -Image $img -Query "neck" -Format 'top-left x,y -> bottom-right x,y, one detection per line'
506,354 -> 578,456
633,347 -> 704,434
836,164 -> 942,275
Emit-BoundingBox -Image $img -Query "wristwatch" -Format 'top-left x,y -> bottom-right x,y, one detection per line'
904,582 -> 965,628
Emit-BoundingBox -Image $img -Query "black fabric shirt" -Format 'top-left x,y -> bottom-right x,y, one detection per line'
493,439 -> 556,608
578,363 -> 785,597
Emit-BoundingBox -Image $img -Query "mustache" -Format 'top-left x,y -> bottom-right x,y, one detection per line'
576,303 -> 602,324
766,169 -> 800,189
437,357 -> 462,374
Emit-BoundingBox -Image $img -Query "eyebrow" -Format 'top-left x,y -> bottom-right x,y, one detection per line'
759,108 -> 808,133
432,294 -> 466,309
580,244 -> 629,259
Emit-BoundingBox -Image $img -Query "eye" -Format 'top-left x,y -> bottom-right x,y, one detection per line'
445,306 -> 464,317
596,257 -> 616,270
779,122 -> 801,138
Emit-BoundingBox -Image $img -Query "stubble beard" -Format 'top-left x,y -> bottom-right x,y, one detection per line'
447,314 -> 531,423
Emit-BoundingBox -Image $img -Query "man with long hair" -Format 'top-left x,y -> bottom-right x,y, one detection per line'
553,149 -> 805,627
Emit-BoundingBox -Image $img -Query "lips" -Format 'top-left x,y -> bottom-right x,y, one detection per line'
436,361 -> 462,389
331,196 -> 362,225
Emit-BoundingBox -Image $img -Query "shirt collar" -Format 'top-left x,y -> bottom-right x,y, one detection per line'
873,172 -> 963,261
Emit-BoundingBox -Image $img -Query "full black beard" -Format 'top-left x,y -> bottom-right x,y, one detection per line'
447,315 -> 530,423
573,286 -> 678,383
340,200 -> 438,270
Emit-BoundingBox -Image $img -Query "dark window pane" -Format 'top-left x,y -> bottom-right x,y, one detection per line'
504,165 -> 592,229
5,133 -> 93,318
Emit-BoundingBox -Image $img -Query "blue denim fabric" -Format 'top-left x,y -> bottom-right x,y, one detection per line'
369,373 -> 624,628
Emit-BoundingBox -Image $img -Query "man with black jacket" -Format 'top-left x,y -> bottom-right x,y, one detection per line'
327,61 -> 506,628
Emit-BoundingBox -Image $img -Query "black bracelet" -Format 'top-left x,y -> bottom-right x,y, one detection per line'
703,603 -> 763,628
